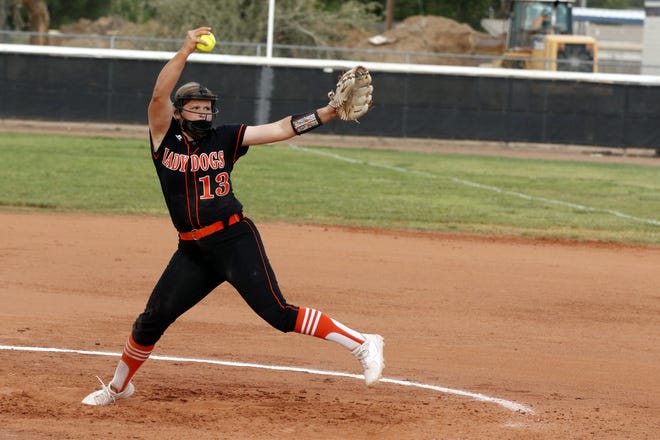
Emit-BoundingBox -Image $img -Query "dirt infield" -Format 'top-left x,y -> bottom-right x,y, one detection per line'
1,211 -> 659,439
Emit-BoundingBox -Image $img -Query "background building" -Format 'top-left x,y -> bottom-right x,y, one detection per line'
642,0 -> 660,75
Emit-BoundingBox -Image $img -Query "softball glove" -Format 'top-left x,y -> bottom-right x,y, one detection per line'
328,66 -> 373,122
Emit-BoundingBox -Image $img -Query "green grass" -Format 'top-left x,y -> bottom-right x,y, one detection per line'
1,132 -> 659,245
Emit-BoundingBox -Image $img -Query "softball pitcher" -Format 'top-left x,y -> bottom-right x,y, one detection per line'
82,27 -> 382,406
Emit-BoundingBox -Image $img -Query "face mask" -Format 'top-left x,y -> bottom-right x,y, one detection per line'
181,118 -> 213,140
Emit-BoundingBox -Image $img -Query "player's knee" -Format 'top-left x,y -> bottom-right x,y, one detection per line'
131,309 -> 175,346
262,307 -> 297,333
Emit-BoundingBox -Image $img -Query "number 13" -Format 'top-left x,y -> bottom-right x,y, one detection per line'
199,173 -> 230,200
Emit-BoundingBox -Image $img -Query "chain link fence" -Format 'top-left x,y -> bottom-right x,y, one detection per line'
0,29 -> 648,74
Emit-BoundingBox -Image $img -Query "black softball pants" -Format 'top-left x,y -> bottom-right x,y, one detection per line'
131,217 -> 300,346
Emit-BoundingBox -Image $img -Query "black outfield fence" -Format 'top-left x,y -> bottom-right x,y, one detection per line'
1,44 -> 659,149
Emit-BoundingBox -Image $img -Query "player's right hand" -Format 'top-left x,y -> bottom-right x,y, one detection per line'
182,27 -> 212,54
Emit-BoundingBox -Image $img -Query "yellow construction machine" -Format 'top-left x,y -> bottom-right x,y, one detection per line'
502,0 -> 598,72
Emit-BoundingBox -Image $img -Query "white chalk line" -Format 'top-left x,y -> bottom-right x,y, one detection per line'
0,344 -> 534,414
289,145 -> 660,227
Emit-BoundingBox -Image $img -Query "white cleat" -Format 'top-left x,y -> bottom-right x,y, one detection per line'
353,334 -> 385,386
81,376 -> 135,406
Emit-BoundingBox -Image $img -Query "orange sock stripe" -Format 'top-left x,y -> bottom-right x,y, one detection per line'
124,343 -> 152,361
296,308 -> 321,335
302,308 -> 321,335
295,307 -> 363,344
121,335 -> 154,368
124,348 -> 150,362
294,307 -> 308,333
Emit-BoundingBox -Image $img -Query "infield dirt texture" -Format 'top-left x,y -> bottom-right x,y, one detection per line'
1,210 -> 659,439
1,121 -> 659,438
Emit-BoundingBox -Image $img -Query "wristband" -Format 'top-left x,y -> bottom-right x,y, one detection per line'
291,111 -> 322,135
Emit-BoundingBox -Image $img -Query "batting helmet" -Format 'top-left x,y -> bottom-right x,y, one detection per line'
174,82 -> 219,114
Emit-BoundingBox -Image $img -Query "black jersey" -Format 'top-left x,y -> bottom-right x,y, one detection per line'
151,118 -> 249,232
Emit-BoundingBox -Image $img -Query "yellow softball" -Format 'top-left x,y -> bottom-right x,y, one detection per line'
196,33 -> 216,52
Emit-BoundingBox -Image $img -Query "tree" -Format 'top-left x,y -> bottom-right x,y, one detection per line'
22,0 -> 49,44
385,0 -> 394,30
147,0 -> 379,52
109,0 -> 154,23
47,0 -> 111,27
0,0 -> 7,29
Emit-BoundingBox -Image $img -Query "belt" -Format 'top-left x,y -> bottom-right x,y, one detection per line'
178,213 -> 244,241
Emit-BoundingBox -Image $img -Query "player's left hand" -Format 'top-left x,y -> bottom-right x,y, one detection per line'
328,66 -> 373,122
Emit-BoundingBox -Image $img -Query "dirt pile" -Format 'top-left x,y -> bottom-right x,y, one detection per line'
348,15 -> 504,65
